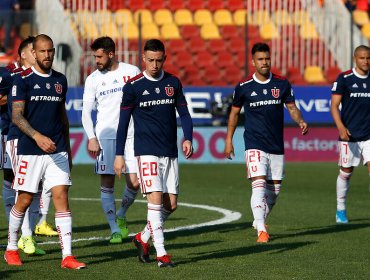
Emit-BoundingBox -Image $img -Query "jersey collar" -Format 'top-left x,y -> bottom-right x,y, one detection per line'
31,66 -> 52,77
253,72 -> 272,84
353,67 -> 369,79
143,70 -> 164,81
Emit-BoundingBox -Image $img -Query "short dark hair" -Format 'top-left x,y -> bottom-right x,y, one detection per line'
354,45 -> 370,55
18,36 -> 35,57
33,34 -> 53,49
90,36 -> 115,53
251,42 -> 270,56
144,39 -> 165,53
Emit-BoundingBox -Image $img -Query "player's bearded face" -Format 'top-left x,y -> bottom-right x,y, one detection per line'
354,50 -> 370,74
33,40 -> 55,72
143,51 -> 166,78
94,49 -> 113,71
253,52 -> 271,76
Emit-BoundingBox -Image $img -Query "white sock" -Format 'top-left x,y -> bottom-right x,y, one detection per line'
55,211 -> 72,258
336,170 -> 352,210
100,186 -> 119,234
117,186 -> 138,218
147,203 -> 166,257
2,180 -> 15,222
251,179 -> 267,233
140,223 -> 151,243
265,183 -> 281,218
7,207 -> 25,250
38,189 -> 52,226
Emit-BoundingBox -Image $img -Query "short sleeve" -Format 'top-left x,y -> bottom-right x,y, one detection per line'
331,74 -> 345,95
12,75 -> 27,102
232,84 -> 244,107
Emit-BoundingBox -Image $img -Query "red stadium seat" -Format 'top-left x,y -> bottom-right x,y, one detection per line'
195,51 -> 215,69
216,51 -> 234,68
187,0 -> 206,12
176,51 -> 194,68
167,39 -> 186,54
146,0 -> 166,11
208,39 -> 227,54
203,67 -> 223,86
188,37 -> 207,54
180,25 -> 201,40
227,0 -> 245,11
227,37 -> 246,55
167,0 -> 186,11
325,66 -> 342,84
219,25 -> 241,40
127,0 -> 146,11
208,0 -> 225,12
223,66 -> 244,85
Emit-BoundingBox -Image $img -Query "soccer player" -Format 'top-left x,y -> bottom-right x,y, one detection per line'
224,42 -> 308,243
82,36 -> 141,244
4,34 -> 85,269
331,45 -> 370,224
114,39 -> 193,268
4,36 -> 47,255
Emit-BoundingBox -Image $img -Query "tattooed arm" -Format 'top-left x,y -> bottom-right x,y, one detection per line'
12,101 -> 56,153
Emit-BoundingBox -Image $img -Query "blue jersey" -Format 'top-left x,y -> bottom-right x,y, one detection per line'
0,66 -> 15,135
12,67 -> 68,155
331,68 -> 370,142
232,73 -> 295,154
117,71 -> 191,157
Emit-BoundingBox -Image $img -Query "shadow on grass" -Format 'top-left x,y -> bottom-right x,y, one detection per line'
0,269 -> 26,279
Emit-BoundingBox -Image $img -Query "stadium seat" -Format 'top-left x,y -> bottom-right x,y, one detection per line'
200,23 -> 221,39
259,22 -> 279,40
134,9 -> 154,25
108,0 -> 126,11
188,37 -> 207,54
101,22 -> 120,39
216,51 -> 234,68
356,0 -> 369,11
219,25 -> 240,40
176,51 -> 194,68
227,37 -> 245,54
353,9 -> 369,26
223,65 -> 243,85
146,0 -> 166,11
233,9 -> 249,26
194,9 -> 214,26
167,39 -> 186,54
167,0 -> 186,11
195,51 -> 215,68
208,0 -> 225,12
303,65 -> 326,84
203,67 -> 223,85
121,22 -> 139,39
361,22 -> 370,39
94,9 -> 113,25
161,23 -> 181,39
324,66 -> 342,84
127,0 -> 146,11
208,39 -> 227,54
213,9 -> 234,26
115,9 -> 134,26
227,0 -> 245,12
81,22 -> 99,39
299,22 -> 318,39
141,23 -> 160,39
292,10 -> 309,26
174,9 -> 194,26
180,25 -> 200,40
272,9 -> 292,26
187,0 -> 206,12
154,9 -> 173,26
251,10 -> 271,26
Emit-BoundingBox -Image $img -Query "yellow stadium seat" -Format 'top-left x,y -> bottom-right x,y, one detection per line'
81,22 -> 99,40
154,9 -> 173,26
251,10 -> 271,26
233,9 -> 250,26
353,9 -> 369,26
361,22 -> 370,39
174,9 -> 194,25
115,9 -> 134,26
134,9 -> 153,25
101,22 -> 120,39
292,10 -> 309,26
272,9 -> 291,26
300,21 -> 318,39
75,10 -> 94,26
304,66 -> 326,83
121,22 -> 139,39
161,23 -> 181,39
259,22 -> 279,40
194,9 -> 213,26
213,9 -> 233,26
141,23 -> 160,39
200,23 -> 221,39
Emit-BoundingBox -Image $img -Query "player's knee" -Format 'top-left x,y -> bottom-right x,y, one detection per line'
126,180 -> 140,190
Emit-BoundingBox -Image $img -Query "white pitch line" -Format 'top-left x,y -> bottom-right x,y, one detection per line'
1,197 -> 242,246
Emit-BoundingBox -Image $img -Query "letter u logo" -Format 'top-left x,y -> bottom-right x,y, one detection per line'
101,165 -> 106,171
343,158 -> 348,163
17,178 -> 24,185
251,166 -> 257,172
145,180 -> 152,187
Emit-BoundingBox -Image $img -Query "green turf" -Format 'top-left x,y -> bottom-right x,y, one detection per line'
1,163 -> 370,279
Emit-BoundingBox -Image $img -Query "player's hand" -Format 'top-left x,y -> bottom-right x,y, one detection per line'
339,127 -> 351,141
33,133 -> 56,153
87,137 -> 101,157
299,120 -> 308,135
114,155 -> 126,179
183,140 -> 193,159
224,141 -> 235,160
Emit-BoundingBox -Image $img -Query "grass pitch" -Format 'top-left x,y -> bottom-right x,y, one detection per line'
1,163 -> 370,279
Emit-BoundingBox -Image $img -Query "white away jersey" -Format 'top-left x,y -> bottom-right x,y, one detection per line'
83,62 -> 140,139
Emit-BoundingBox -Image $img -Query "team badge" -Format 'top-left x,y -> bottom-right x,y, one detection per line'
12,85 -> 17,96
0,77 -> 2,83
263,89 -> 267,95
55,83 -> 62,94
363,83 -> 367,89
271,88 -> 280,98
102,81 -> 106,86
165,86 -> 174,97
46,83 -> 50,89
155,87 -> 160,94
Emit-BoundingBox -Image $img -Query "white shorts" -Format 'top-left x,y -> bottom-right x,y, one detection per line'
338,140 -> 370,167
137,155 -> 179,195
6,138 -> 18,173
245,149 -> 285,180
0,135 -> 12,170
95,138 -> 137,175
13,152 -> 72,194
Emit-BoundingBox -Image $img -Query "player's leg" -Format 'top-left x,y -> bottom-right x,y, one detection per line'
46,152 -> 85,269
2,168 -> 15,221
246,149 -> 269,242
360,140 -> 370,191
97,139 -> 122,243
35,186 -> 58,237
336,141 -> 359,223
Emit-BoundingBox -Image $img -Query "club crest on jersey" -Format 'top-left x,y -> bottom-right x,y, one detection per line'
165,86 -> 174,97
54,83 -> 62,94
271,88 -> 280,98
363,83 -> 367,89
46,83 -> 51,90
263,89 -> 267,95
155,87 -> 160,94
